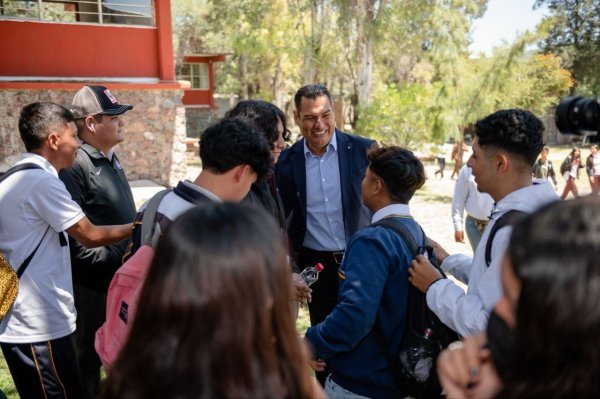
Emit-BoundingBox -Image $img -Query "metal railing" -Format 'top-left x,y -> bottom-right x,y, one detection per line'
0,0 -> 154,26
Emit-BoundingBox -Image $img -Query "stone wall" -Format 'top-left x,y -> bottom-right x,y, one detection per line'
0,88 -> 186,187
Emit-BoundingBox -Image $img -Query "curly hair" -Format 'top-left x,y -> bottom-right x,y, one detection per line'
500,195 -> 600,398
474,109 -> 545,166
224,100 -> 281,148
103,203 -> 316,399
199,118 -> 272,183
367,146 -> 425,204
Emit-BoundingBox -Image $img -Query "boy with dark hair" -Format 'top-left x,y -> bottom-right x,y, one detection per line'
306,146 -> 426,398
409,109 -> 558,337
124,118 -> 272,259
0,102 -> 132,399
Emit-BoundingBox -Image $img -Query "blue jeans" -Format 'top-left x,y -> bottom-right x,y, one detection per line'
465,215 -> 485,251
324,375 -> 372,399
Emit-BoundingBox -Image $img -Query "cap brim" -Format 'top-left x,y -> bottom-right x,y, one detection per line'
102,104 -> 133,115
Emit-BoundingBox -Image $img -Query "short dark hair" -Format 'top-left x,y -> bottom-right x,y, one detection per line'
18,102 -> 74,151
367,146 -> 426,204
224,100 -> 279,148
294,83 -> 333,112
474,109 -> 544,166
199,119 -> 272,183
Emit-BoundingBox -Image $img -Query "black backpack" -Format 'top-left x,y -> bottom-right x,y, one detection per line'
372,218 -> 460,399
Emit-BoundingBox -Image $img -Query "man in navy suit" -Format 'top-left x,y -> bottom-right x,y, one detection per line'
275,83 -> 375,385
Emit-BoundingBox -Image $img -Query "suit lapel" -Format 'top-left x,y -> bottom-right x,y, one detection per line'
337,130 -> 352,220
291,141 -> 307,221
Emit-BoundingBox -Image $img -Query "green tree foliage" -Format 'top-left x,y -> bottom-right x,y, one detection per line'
535,0 -> 600,94
170,0 -> 574,146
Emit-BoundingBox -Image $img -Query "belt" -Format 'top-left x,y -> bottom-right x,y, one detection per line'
301,247 -> 345,265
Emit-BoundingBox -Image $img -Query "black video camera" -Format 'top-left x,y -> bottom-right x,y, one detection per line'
556,96 -> 600,139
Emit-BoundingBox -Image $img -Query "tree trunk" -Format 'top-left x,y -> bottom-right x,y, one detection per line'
238,54 -> 249,100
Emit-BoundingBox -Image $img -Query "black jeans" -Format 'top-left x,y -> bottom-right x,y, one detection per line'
73,284 -> 107,398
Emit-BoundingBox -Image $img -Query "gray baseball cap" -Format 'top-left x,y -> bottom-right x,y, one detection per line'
71,85 -> 133,118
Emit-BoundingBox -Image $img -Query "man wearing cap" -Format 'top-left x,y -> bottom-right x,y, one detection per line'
59,85 -> 136,397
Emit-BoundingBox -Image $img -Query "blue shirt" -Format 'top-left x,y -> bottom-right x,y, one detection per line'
302,131 -> 346,251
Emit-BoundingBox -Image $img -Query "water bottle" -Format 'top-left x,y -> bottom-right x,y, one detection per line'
300,262 -> 325,286
398,327 -> 435,382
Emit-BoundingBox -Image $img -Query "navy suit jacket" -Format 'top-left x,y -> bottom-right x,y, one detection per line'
275,129 -> 375,268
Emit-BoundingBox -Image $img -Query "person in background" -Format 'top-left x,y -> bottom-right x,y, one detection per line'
437,196 -> 600,399
434,145 -> 446,178
452,165 -> 494,251
560,146 -> 583,200
450,140 -> 469,180
0,102 -> 132,399
532,146 -> 557,190
409,109 -> 557,337
59,85 -> 137,397
585,144 -> 600,194
275,83 -> 376,385
103,203 -> 324,399
225,99 -> 311,309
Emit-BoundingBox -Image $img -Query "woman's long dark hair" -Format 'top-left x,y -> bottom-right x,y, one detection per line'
499,195 -> 600,398
103,203 -> 314,399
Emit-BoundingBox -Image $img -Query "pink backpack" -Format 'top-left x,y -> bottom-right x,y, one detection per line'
95,189 -> 170,370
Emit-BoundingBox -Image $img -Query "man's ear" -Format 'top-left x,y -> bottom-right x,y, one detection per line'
47,132 -> 60,151
293,110 -> 300,127
86,116 -> 95,132
496,152 -> 510,173
233,164 -> 251,182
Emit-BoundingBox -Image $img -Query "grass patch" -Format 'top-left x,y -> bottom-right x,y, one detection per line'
0,352 -> 17,399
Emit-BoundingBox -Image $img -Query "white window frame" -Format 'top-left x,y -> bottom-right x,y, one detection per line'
179,62 -> 210,90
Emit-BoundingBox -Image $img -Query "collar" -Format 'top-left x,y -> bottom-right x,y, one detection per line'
80,142 -> 114,161
175,180 -> 222,203
17,153 -> 58,177
303,130 -> 338,158
371,203 -> 411,223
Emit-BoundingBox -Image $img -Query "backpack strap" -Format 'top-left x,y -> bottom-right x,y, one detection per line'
374,217 -> 422,256
484,210 -> 527,267
140,189 -> 172,247
0,163 -> 42,183
1,163 -> 49,279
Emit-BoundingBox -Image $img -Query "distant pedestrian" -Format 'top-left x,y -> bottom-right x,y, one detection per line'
586,144 -> 600,194
532,146 -> 558,190
434,146 -> 446,178
452,165 -> 494,251
450,141 -> 468,180
560,147 -> 583,200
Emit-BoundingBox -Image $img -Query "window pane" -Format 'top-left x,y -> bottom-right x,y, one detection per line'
192,77 -> 200,89
0,0 -> 40,19
102,0 -> 153,25
199,75 -> 209,89
42,2 -> 77,22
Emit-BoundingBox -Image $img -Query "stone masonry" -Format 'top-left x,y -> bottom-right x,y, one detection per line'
0,88 -> 187,187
